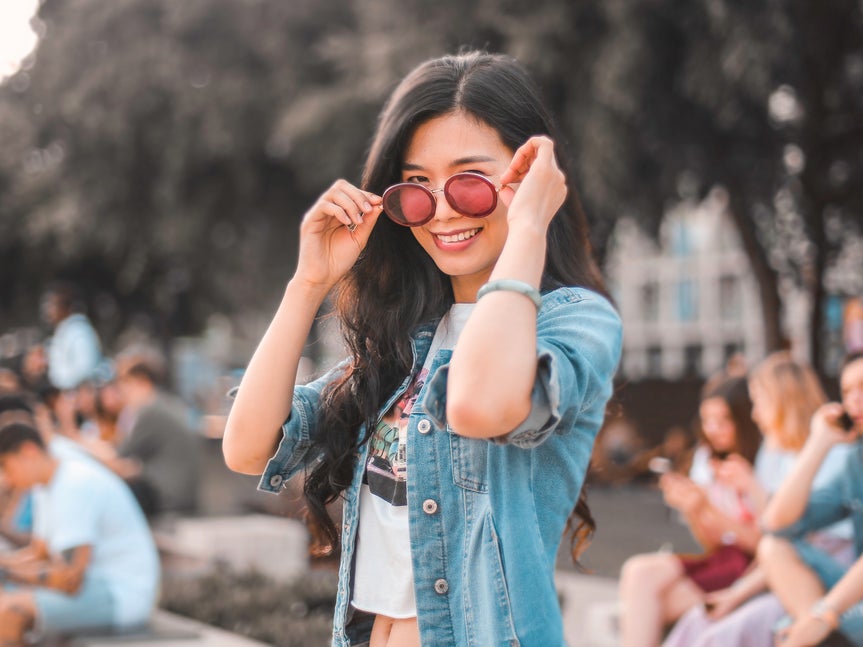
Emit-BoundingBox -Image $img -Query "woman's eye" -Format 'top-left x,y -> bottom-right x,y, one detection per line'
405,176 -> 429,184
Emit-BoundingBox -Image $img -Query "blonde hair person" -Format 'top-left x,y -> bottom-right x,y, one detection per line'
749,351 -> 827,452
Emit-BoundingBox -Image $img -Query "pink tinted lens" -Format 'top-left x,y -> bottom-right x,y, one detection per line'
445,174 -> 497,217
383,185 -> 436,225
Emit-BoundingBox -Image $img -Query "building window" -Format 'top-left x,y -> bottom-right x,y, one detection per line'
676,279 -> 698,322
642,282 -> 660,322
670,220 -> 693,257
719,275 -> 742,321
647,346 -> 663,376
684,344 -> 703,377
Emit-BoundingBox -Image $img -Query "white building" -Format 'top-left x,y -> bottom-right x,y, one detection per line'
605,188 -> 810,380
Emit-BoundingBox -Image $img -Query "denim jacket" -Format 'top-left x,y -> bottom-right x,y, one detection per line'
777,441 -> 863,557
259,287 -> 622,647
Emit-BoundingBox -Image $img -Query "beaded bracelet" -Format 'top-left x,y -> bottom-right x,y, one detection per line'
476,279 -> 542,311
810,599 -> 841,630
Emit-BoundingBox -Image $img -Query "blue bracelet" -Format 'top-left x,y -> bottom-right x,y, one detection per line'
476,279 -> 542,311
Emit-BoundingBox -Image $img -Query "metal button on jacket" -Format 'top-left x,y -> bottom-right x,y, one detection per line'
434,578 -> 449,595
417,419 -> 432,434
269,474 -> 283,488
422,499 -> 438,514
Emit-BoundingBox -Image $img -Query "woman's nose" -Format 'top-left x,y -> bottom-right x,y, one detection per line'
431,190 -> 459,222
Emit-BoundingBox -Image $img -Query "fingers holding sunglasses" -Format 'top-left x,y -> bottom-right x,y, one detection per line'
304,180 -> 381,233
499,136 -> 567,225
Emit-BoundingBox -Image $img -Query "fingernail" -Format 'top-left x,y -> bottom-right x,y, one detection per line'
363,201 -> 372,211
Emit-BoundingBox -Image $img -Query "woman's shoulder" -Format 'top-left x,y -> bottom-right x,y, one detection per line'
541,285 -> 613,307
539,286 -> 622,336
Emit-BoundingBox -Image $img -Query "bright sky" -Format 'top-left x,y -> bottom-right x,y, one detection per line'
0,0 -> 40,80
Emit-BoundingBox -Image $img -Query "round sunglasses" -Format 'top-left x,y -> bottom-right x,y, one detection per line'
381,172 -> 501,227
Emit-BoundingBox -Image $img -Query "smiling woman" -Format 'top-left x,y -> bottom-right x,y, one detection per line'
223,51 -> 622,647
0,0 -> 39,80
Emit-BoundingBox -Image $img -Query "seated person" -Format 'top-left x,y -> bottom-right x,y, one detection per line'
0,417 -> 159,643
759,352 -> 863,647
87,350 -> 200,517
619,375 -> 764,647
660,353 -> 853,647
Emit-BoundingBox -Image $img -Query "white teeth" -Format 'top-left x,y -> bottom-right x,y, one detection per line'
438,229 -> 479,243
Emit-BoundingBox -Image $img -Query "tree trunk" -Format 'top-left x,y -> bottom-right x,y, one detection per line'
724,189 -> 786,353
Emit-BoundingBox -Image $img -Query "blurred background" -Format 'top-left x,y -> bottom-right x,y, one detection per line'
0,1 -> 862,645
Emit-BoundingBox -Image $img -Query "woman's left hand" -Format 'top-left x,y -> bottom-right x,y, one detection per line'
498,136 -> 568,230
774,615 -> 832,647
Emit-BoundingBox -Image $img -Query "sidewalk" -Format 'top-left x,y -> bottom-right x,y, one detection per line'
47,610 -> 270,647
557,571 -> 620,647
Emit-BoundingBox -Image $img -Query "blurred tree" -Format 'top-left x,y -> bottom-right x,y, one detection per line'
579,0 -> 863,370
0,0 -> 357,341
1,0 -> 859,372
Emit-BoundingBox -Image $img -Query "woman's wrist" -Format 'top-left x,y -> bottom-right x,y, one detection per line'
285,276 -> 334,306
809,598 -> 841,630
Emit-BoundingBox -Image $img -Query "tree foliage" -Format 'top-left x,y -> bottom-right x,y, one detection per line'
1,0 -> 861,366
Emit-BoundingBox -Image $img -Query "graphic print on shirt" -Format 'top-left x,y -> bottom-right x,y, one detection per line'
365,368 -> 428,506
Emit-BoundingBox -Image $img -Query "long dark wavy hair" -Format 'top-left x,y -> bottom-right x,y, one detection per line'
303,51 -> 610,563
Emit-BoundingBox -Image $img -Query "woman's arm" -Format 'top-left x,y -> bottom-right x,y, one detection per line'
446,137 -> 565,438
762,403 -> 852,531
223,182 -> 382,474
662,473 -> 760,552
779,553 -> 863,647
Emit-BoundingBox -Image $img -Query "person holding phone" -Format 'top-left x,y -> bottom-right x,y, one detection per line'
222,51 -> 622,647
619,375 -> 763,647
759,352 -> 863,646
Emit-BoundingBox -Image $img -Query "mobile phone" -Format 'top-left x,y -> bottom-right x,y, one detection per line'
648,456 -> 672,475
838,410 -> 855,432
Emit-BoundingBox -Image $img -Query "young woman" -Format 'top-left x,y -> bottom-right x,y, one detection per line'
222,52 -> 622,647
619,375 -> 764,647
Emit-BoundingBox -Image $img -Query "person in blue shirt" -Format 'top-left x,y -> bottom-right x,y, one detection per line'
0,417 -> 159,643
223,51 -> 622,647
40,282 -> 102,391
760,351 -> 863,646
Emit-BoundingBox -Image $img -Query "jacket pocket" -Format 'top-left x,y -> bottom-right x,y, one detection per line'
463,508 -> 518,646
448,424 -> 489,493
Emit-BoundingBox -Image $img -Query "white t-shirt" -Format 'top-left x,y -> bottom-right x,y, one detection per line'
33,458 -> 160,627
352,303 -> 475,618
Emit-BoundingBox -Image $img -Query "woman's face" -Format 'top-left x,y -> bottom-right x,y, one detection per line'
699,397 -> 737,453
748,378 -> 776,437
401,111 -> 514,302
841,358 -> 863,429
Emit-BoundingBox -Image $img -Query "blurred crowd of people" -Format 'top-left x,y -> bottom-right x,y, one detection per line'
614,340 -> 863,646
0,282 -> 202,643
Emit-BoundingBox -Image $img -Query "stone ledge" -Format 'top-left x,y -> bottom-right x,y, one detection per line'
40,610 -> 271,647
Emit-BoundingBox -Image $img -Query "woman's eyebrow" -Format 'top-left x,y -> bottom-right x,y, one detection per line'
402,155 -> 498,171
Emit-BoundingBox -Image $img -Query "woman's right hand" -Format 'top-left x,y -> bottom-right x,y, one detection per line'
294,180 -> 383,290
659,472 -> 705,513
810,402 -> 858,448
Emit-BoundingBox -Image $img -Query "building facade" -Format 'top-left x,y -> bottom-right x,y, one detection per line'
605,188 -> 809,380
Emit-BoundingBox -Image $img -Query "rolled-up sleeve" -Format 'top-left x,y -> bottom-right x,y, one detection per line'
425,288 -> 622,449
774,472 -> 852,540
258,363 -> 346,493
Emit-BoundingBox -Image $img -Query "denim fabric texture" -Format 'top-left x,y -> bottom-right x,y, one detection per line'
259,287 -> 622,647
775,443 -> 863,645
777,442 -> 863,557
